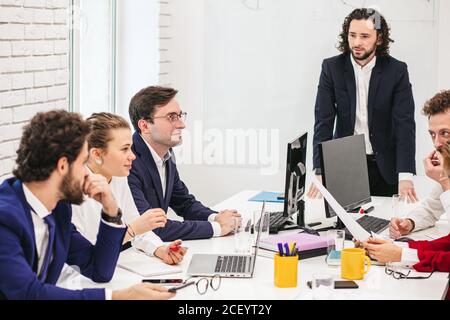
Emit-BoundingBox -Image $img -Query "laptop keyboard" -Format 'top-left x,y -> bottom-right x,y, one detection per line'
355,215 -> 390,234
255,211 -> 296,233
263,211 -> 389,237
215,255 -> 251,273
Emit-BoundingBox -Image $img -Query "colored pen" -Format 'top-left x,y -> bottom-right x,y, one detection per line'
284,243 -> 290,256
290,242 -> 297,256
277,243 -> 284,256
169,244 -> 180,252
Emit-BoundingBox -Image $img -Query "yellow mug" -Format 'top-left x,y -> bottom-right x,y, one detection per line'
341,248 -> 371,280
274,253 -> 298,288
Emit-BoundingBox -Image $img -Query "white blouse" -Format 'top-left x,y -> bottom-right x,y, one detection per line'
71,175 -> 163,255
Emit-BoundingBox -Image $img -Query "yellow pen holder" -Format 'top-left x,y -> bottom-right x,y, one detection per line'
274,253 -> 298,288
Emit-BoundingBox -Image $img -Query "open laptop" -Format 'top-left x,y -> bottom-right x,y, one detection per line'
186,202 -> 265,278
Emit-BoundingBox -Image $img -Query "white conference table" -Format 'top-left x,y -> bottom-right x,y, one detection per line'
63,190 -> 450,300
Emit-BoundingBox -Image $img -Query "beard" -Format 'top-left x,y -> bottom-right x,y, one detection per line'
351,45 -> 377,61
60,166 -> 84,205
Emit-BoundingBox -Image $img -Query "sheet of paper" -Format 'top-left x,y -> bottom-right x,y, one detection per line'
313,177 -> 371,241
117,249 -> 182,277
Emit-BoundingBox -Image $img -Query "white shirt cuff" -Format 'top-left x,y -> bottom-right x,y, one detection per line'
439,190 -> 450,213
131,231 -> 164,256
399,173 -> 414,182
400,247 -> 420,266
101,219 -> 127,229
208,213 -> 218,222
105,289 -> 112,300
395,242 -> 420,266
210,221 -> 222,237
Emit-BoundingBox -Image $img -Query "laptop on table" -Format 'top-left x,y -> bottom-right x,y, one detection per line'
186,202 -> 265,278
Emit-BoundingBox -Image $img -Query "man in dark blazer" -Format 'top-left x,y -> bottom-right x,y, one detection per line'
0,110 -> 174,300
128,86 -> 241,241
308,8 -> 417,200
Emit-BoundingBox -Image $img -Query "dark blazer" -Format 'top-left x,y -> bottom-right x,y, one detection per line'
0,179 -> 126,300
313,53 -> 416,184
128,133 -> 215,241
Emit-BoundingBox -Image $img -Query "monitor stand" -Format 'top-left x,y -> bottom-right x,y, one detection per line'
275,201 -> 321,234
315,217 -> 345,232
277,218 -> 300,232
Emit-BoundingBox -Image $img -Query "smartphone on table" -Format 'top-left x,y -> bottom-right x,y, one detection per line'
142,279 -> 183,284
307,280 -> 359,289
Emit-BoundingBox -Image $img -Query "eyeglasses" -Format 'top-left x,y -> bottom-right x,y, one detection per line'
385,265 -> 434,280
182,275 -> 221,295
149,111 -> 187,124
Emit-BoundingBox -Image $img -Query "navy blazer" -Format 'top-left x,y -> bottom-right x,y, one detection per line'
128,133 -> 215,241
312,53 -> 416,185
0,179 -> 126,300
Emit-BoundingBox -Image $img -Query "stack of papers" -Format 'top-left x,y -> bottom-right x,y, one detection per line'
117,249 -> 182,277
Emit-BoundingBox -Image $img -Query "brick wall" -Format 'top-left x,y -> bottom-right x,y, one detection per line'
0,0 -> 69,181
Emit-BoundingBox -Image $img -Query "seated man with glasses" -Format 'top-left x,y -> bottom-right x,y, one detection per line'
390,91 -> 450,239
363,139 -> 450,299
128,86 -> 241,241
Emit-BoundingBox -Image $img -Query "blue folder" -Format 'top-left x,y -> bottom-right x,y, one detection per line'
249,191 -> 284,203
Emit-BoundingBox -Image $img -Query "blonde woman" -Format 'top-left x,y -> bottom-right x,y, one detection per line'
72,113 -> 187,265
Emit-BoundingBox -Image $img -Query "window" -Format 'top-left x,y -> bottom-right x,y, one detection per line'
69,0 -> 117,116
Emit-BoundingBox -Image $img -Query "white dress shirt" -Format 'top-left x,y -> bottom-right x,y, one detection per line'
23,184 -> 120,300
350,55 -> 413,183
141,135 -> 222,237
406,182 -> 450,231
22,184 -> 52,277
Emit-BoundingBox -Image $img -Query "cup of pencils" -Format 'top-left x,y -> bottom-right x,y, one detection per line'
274,242 -> 298,288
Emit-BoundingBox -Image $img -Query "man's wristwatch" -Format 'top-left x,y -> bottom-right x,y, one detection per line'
101,208 -> 123,225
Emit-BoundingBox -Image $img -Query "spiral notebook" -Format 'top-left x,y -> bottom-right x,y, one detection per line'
117,249 -> 182,277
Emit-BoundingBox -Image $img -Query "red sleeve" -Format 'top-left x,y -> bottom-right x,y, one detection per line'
408,233 -> 450,252
413,250 -> 450,273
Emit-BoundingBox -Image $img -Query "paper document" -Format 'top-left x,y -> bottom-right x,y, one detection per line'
313,177 -> 371,241
117,249 -> 182,277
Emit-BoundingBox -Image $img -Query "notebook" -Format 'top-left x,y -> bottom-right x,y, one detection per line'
117,249 -> 182,277
258,233 -> 330,260
248,191 -> 284,203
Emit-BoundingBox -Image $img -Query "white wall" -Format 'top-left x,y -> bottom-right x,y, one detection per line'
438,0 -> 450,90
0,0 -> 70,182
168,0 -> 450,206
116,0 -> 160,120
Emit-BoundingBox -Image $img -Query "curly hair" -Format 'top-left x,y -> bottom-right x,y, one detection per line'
129,86 -> 178,133
86,112 -> 130,151
422,90 -> 450,117
337,8 -> 394,57
13,110 -> 91,182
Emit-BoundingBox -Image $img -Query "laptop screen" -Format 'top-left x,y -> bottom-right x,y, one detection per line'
251,201 -> 266,271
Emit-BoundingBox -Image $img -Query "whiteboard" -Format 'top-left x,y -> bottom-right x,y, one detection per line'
201,0 -> 439,179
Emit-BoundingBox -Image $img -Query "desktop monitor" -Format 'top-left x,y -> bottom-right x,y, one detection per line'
319,134 -> 371,219
281,132 -> 307,227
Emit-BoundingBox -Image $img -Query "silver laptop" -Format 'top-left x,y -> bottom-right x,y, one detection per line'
186,202 -> 265,278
